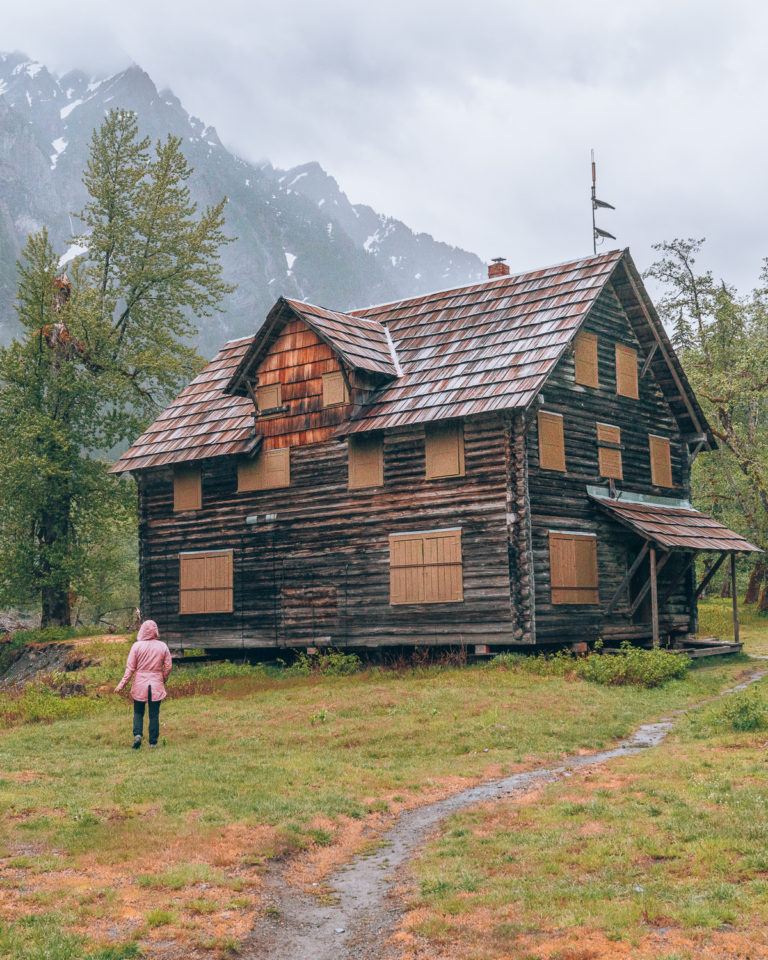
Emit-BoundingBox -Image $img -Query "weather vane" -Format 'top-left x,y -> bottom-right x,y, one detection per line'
591,149 -> 616,254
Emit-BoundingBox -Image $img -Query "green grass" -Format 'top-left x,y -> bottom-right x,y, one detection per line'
406,668 -> 768,958
0,640 -> 752,957
698,597 -> 768,651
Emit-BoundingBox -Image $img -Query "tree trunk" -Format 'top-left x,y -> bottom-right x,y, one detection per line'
38,496 -> 73,628
759,583 -> 768,615
745,561 -> 766,605
41,586 -> 71,627
720,574 -> 732,598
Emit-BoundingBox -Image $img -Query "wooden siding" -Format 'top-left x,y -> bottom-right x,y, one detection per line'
528,280 -> 693,642
137,415 -> 517,649
254,318 -> 352,449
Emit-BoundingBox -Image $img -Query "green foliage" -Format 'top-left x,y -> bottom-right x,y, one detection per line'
576,644 -> 690,687
716,688 -> 767,731
12,624 -> 106,645
491,644 -> 690,688
0,109 -> 231,625
286,650 -> 363,677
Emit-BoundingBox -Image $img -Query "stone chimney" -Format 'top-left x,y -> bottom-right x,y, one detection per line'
488,257 -> 510,279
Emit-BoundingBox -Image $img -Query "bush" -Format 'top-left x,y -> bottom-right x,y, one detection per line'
718,689 -> 767,731
287,650 -> 362,677
489,651 -> 576,678
576,643 -> 690,688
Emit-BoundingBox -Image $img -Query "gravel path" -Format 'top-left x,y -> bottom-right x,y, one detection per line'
241,668 -> 766,960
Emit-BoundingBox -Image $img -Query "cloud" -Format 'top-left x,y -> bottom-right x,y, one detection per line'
2,0 -> 768,288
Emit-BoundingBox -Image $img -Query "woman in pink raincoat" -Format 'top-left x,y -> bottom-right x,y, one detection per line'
115,620 -> 172,749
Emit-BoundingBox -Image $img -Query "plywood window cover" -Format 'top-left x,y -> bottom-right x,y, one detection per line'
574,332 -> 599,388
538,410 -> 566,472
649,434 -> 673,488
256,382 -> 282,415
425,421 -> 465,479
389,528 -> 464,605
549,531 -> 599,605
173,466 -> 202,512
322,371 -> 349,407
238,446 -> 291,491
179,549 -> 233,615
615,343 -> 639,399
596,422 -> 623,480
348,435 -> 384,489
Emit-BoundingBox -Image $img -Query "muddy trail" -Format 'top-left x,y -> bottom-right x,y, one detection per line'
243,668 -> 767,960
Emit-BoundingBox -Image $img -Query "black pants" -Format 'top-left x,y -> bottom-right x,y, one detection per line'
133,687 -> 160,744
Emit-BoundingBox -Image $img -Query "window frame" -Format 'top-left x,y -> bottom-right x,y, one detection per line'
348,434 -> 384,489
179,549 -> 233,615
615,343 -> 639,399
549,531 -> 599,605
237,446 -> 291,492
596,422 -> 623,481
389,528 -> 464,605
322,371 -> 349,408
173,465 -> 202,512
574,332 -> 599,388
256,382 -> 282,416
649,434 -> 673,488
537,410 -> 566,473
424,421 -> 465,480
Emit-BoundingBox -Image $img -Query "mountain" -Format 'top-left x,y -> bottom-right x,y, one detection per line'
0,51 -> 484,354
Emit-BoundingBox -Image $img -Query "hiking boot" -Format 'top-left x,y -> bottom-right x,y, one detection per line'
148,742 -> 158,749
132,735 -> 142,750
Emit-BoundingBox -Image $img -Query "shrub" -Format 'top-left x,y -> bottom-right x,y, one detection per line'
287,650 -> 362,677
718,689 -> 767,731
576,643 -> 689,688
489,651 -> 576,678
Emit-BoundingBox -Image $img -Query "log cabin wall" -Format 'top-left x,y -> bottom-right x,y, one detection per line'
137,414 -> 518,649
526,280 -> 694,643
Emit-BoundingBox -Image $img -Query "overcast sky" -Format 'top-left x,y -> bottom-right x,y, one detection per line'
3,0 -> 767,289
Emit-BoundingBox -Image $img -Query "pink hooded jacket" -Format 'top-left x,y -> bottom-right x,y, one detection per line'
116,620 -> 173,702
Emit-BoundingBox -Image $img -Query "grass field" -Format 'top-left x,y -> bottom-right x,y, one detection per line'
403,609 -> 768,960
0,603 -> 765,959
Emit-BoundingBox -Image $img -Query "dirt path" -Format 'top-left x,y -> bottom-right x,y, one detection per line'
242,668 -> 766,960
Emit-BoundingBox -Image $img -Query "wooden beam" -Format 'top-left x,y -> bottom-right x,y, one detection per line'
694,553 -> 727,599
629,550 -> 671,616
731,552 -> 740,644
604,541 -> 649,617
639,342 -> 658,378
650,546 -> 660,648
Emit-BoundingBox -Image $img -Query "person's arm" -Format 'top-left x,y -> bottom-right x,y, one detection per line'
162,644 -> 172,682
115,644 -> 138,693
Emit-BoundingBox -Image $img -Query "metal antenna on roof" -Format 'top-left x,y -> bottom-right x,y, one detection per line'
591,149 -> 616,254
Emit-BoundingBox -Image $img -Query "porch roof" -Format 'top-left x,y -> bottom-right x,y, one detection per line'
590,494 -> 761,553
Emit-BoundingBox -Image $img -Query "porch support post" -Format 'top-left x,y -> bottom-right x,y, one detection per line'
731,552 -> 740,644
650,545 -> 660,648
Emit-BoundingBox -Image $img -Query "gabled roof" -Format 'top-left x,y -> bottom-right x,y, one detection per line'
110,248 -> 713,473
226,297 -> 398,397
342,249 -> 626,433
591,494 -> 760,553
109,337 -> 257,473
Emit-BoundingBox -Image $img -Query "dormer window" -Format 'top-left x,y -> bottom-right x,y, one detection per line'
322,371 -> 349,407
257,382 -> 282,416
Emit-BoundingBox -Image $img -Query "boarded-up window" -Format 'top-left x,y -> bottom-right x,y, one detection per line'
390,529 -> 463,604
173,466 -> 201,512
615,344 -> 639,399
238,447 -> 291,491
425,422 -> 465,479
649,435 -> 673,488
549,532 -> 599,605
574,332 -> 599,388
257,382 -> 281,414
322,371 -> 349,407
537,411 -> 566,472
348,435 -> 384,489
179,550 -> 233,614
596,422 -> 623,480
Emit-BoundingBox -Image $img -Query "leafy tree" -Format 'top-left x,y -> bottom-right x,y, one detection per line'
646,239 -> 768,605
0,110 -> 231,625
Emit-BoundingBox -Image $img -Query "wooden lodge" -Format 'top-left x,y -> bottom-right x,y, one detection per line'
111,249 -> 759,652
